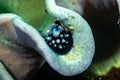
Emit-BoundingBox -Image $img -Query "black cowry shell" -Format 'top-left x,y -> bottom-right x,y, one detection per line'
45,22 -> 73,55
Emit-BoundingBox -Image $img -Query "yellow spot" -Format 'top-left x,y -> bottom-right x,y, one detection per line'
99,77 -> 102,80
64,52 -> 80,61
46,29 -> 50,33
56,39 -> 60,43
59,45 -> 62,49
69,26 -> 75,30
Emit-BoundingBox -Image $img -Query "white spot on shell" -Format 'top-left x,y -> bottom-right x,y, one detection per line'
60,34 -> 63,38
54,44 -> 57,47
56,39 -> 60,44
52,29 -> 60,37
58,45 -> 63,49
52,40 -> 55,44
47,37 -> 52,41
62,39 -> 66,43
64,34 -> 69,38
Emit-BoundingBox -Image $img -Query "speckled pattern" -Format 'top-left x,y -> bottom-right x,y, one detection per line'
45,21 -> 73,54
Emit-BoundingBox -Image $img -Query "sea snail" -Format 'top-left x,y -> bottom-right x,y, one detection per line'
45,20 -> 73,54
10,0 -> 95,76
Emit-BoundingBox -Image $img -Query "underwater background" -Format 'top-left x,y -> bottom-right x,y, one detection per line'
0,0 -> 120,80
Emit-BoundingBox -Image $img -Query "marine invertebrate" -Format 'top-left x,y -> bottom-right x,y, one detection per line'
45,20 -> 73,54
